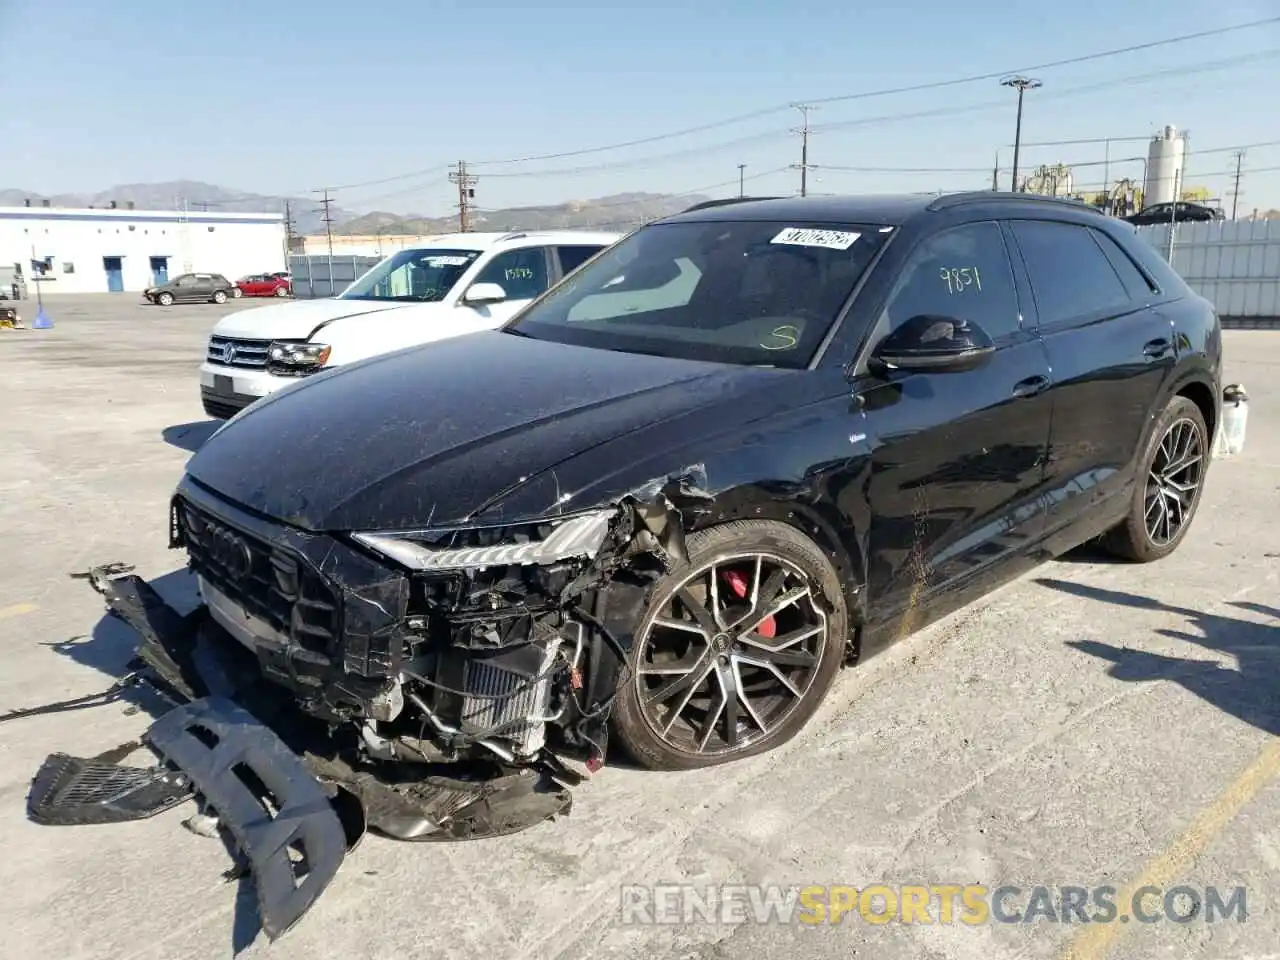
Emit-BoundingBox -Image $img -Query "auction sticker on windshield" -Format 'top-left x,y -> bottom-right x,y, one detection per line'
771,227 -> 861,250
425,255 -> 472,267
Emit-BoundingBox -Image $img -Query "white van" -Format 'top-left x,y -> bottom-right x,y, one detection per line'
199,230 -> 619,418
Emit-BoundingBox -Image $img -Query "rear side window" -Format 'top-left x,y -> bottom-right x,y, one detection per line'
1008,220 -> 1130,328
1090,228 -> 1157,298
557,245 -> 603,276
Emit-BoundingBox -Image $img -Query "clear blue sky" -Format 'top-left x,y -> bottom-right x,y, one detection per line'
2,0 -> 1278,216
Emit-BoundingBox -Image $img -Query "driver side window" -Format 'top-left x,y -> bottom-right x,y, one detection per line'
876,221 -> 1021,342
472,248 -> 550,300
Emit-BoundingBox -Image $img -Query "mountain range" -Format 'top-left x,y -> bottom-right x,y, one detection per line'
0,182 -> 709,236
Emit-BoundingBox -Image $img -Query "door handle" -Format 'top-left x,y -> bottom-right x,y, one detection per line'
1143,337 -> 1171,359
1012,375 -> 1050,399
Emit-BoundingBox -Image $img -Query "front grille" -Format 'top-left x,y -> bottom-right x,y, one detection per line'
177,499 -> 339,657
207,335 -> 270,369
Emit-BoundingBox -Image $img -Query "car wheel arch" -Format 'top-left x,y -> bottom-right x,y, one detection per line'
681,492 -> 868,627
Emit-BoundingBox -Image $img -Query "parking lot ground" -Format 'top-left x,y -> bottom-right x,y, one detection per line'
0,293 -> 1277,960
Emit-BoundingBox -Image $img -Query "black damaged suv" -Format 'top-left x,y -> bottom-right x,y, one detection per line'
173,192 -> 1221,776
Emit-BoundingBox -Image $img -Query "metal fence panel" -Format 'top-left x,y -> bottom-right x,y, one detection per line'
288,254 -> 382,299
1135,220 -> 1280,321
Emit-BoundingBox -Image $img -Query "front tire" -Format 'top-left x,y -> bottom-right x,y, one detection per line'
610,519 -> 848,770
157,292 -> 174,306
1102,395 -> 1209,562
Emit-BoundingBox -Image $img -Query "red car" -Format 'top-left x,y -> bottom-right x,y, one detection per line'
234,272 -> 292,298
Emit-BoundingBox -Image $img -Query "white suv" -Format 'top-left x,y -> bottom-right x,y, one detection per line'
199,230 -> 619,419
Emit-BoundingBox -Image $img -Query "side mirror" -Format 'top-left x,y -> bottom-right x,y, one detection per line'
870,314 -> 995,374
462,282 -> 508,306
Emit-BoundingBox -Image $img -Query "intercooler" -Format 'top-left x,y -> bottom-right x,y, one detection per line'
457,639 -> 563,756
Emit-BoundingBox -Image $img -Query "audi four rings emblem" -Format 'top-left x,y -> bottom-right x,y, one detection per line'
206,524 -> 254,579
222,342 -> 237,364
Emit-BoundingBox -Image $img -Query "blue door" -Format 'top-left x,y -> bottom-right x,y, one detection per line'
149,256 -> 169,285
103,256 -> 124,293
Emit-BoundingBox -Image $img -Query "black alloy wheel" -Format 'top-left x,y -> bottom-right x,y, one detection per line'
1103,395 -> 1209,562
1145,416 -> 1205,547
611,520 -> 847,770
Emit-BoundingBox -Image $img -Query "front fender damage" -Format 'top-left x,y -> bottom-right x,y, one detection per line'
23,467 -> 707,941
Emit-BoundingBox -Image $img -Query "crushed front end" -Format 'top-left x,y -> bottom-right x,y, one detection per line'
26,473 -> 680,939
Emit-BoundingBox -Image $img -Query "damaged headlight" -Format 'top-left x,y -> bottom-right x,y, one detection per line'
352,509 -> 615,572
267,341 -> 331,374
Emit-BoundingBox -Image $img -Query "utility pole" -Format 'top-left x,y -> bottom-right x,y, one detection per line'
313,188 -> 336,294
789,103 -> 818,197
738,163 -> 746,198
991,151 -> 1000,191
282,199 -> 294,268
1000,76 -> 1042,192
1230,150 -> 1245,220
448,161 -> 479,231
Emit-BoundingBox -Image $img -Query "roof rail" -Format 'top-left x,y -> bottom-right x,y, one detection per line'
679,196 -> 785,214
927,191 -> 1105,216
495,231 -> 529,243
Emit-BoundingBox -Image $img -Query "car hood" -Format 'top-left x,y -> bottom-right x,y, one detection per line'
184,331 -> 789,532
210,297 -> 421,340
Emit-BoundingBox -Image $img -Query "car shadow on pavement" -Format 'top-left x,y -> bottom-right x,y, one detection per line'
30,569 -> 203,724
1034,577 -> 1280,736
163,420 -> 221,453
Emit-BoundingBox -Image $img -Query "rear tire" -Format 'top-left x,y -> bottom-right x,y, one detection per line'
212,289 -> 228,304
610,519 -> 848,771
1101,395 -> 1208,562
274,285 -> 289,297
231,287 -> 243,298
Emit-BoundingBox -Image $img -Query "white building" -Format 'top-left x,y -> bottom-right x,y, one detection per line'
0,205 -> 286,294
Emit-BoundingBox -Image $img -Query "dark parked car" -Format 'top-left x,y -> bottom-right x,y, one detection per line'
1125,201 -> 1224,226
143,272 -> 236,305
31,192 -> 1221,936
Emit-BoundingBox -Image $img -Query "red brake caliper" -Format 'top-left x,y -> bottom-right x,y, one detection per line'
724,569 -> 776,638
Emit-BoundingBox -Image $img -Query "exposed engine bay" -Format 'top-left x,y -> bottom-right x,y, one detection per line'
25,469 -> 709,941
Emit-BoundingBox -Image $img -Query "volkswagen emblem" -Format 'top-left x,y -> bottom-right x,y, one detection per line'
206,523 -> 254,580
221,342 -> 237,364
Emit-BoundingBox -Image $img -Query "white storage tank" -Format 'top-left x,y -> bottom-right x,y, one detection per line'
1144,125 -> 1186,208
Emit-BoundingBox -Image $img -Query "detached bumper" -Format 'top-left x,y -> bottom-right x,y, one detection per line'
30,696 -> 356,940
25,564 -> 575,941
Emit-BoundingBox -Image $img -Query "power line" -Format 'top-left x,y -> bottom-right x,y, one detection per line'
461,16 -> 1280,169
306,18 -> 1280,194
444,50 -> 1280,186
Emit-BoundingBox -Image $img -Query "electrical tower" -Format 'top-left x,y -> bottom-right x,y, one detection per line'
449,161 -> 479,231
1229,150 -> 1245,220
789,104 -> 818,197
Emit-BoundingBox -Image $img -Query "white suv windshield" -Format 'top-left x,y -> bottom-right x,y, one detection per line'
339,248 -> 482,302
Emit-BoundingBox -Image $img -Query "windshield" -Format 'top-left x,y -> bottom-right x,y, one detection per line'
506,220 -> 889,367
339,248 -> 482,302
